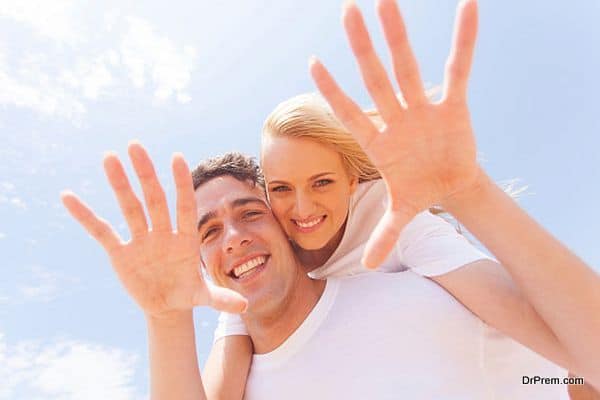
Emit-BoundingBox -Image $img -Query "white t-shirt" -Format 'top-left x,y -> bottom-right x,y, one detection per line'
215,180 -> 492,339
214,180 -> 568,398
244,272 -> 567,400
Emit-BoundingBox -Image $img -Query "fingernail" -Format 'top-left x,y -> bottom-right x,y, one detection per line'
103,150 -> 118,159
60,189 -> 73,199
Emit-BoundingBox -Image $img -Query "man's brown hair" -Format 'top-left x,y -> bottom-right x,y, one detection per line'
191,152 -> 265,191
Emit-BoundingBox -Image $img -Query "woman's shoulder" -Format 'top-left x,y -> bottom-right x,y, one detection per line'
352,179 -> 386,208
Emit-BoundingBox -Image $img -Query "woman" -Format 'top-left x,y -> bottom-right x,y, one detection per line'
201,1 -> 600,399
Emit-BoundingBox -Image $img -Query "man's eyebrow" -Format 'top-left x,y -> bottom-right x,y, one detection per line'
231,197 -> 268,209
197,210 -> 217,232
197,197 -> 268,232
268,172 -> 335,186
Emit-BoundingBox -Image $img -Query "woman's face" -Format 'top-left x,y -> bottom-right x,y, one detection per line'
261,136 -> 358,250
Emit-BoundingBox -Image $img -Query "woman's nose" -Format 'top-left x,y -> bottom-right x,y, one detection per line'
294,192 -> 317,218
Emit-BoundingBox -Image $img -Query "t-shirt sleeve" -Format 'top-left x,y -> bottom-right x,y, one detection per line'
395,211 -> 494,277
213,311 -> 249,343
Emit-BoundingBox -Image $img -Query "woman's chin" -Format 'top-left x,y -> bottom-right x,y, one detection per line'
291,236 -> 330,252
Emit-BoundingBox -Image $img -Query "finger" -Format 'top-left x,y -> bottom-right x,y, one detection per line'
376,0 -> 427,106
103,152 -> 149,239
362,207 -> 415,269
200,282 -> 248,314
128,142 -> 173,232
442,0 -> 478,102
309,57 -> 380,151
61,190 -> 122,252
343,2 -> 403,122
172,153 -> 197,235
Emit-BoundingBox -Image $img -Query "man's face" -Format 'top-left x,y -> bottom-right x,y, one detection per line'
195,175 -> 299,313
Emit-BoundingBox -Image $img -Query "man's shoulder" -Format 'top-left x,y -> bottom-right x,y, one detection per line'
328,270 -> 427,294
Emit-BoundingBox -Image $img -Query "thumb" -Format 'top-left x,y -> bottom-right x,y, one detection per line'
202,282 -> 248,314
362,208 -> 414,269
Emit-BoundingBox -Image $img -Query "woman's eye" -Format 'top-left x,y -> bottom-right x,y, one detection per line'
314,179 -> 333,187
270,185 -> 290,192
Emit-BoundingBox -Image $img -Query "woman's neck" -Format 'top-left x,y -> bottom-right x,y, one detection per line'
294,221 -> 347,272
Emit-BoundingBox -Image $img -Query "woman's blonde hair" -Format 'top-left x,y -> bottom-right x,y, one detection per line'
261,93 -> 381,183
261,92 -> 525,236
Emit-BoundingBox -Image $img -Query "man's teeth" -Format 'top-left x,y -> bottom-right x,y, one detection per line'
295,217 -> 322,228
233,256 -> 266,278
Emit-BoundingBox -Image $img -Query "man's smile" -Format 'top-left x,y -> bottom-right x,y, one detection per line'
229,254 -> 270,282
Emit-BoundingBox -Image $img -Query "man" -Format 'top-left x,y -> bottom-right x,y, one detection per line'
62,142 -> 593,399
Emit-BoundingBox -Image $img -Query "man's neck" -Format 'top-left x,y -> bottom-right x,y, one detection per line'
243,271 -> 326,354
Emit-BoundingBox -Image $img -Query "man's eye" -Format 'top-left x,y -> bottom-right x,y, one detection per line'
314,179 -> 333,187
202,227 -> 218,241
244,210 -> 263,219
270,185 -> 290,192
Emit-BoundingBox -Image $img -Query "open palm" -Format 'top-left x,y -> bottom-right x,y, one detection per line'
62,143 -> 247,318
311,0 -> 482,268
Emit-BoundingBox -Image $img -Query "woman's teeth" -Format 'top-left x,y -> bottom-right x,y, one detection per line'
295,217 -> 323,228
233,256 -> 266,278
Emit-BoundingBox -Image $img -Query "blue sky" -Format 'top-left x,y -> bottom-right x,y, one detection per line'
1,0 -> 599,398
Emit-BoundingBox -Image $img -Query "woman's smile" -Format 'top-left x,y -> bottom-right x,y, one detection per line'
292,215 -> 327,233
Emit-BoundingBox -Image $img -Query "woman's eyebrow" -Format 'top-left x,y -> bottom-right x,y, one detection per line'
268,172 -> 335,185
309,172 -> 335,180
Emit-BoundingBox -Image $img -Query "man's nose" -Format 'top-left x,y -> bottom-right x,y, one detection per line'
223,223 -> 252,254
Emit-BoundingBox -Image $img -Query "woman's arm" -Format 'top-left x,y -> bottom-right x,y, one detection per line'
441,171 -> 600,386
309,0 -> 600,387
203,335 -> 254,400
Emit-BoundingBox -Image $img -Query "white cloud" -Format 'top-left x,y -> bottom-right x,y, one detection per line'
17,265 -> 79,303
0,182 -> 26,211
0,4 -> 197,121
0,265 -> 80,305
0,332 -> 142,400
0,53 -> 87,120
0,182 -> 15,192
61,54 -> 116,100
0,0 -> 82,45
120,17 -> 196,103
0,232 -> 5,239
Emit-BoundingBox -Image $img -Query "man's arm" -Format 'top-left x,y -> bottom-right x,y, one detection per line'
147,311 -> 206,400
61,142 -> 247,400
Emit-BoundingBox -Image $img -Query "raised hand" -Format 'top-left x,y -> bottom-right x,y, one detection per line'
61,142 -> 247,318
310,0 -> 482,268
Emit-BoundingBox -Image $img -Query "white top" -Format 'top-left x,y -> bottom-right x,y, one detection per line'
244,272 -> 567,400
215,180 -> 491,339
